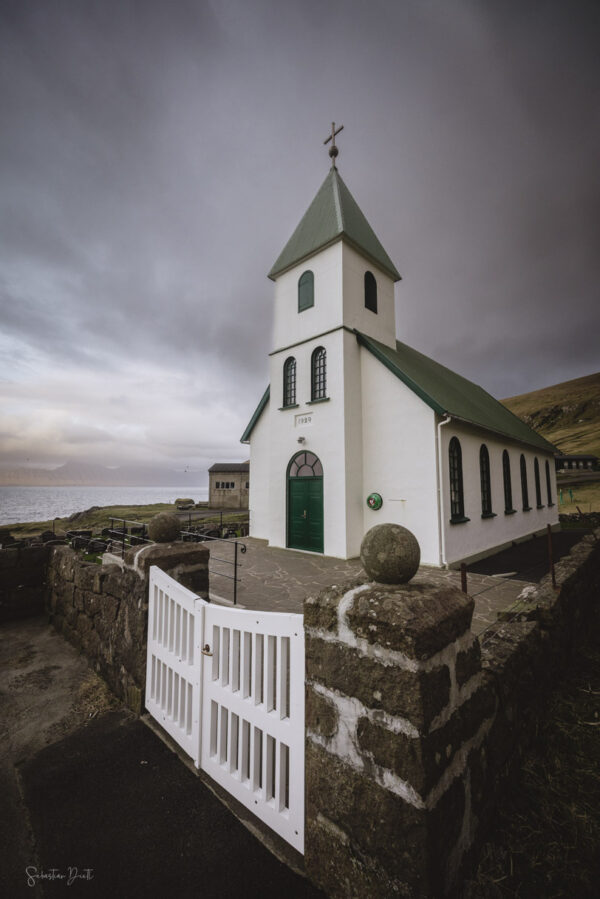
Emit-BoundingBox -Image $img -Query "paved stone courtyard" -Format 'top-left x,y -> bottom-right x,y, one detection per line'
208,530 -> 588,636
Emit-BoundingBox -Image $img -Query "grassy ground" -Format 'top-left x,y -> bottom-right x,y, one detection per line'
555,481 -> 600,514
5,504 -> 248,540
502,371 -> 600,458
463,640 -> 600,898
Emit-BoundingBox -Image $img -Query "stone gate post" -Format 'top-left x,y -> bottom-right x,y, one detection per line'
304,579 -> 493,897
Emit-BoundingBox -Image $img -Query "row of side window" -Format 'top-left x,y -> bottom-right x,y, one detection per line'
297,269 -> 378,314
215,481 -> 250,489
282,347 -> 327,406
449,437 -> 553,523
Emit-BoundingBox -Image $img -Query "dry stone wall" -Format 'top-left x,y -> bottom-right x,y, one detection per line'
304,530 -> 600,898
0,544 -> 50,622
47,542 -> 209,713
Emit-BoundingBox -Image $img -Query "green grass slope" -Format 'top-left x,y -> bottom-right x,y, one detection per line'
502,371 -> 600,457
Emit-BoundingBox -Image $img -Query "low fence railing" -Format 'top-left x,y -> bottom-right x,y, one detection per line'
65,517 -> 247,605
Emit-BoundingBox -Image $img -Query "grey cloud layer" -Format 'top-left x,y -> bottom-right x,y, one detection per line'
0,0 -> 598,468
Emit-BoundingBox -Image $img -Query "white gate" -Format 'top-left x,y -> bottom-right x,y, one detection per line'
145,567 -> 305,854
200,603 -> 305,854
145,567 -> 202,764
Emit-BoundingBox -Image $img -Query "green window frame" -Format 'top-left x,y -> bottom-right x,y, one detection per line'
364,271 -> 377,313
311,346 -> 327,400
520,454 -> 531,510
298,270 -> 314,312
545,460 -> 553,506
503,450 -> 514,513
480,444 -> 493,516
283,356 -> 296,407
449,437 -> 466,522
534,458 -> 543,507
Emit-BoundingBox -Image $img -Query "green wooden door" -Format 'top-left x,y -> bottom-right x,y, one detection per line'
288,477 -> 323,553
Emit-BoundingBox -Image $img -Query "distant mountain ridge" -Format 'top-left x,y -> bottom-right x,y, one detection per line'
0,460 -> 205,487
501,371 -> 600,457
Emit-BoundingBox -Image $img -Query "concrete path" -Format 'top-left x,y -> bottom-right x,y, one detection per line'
0,617 -> 322,899
211,531 -> 588,636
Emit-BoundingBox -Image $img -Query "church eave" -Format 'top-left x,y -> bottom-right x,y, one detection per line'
356,331 -> 557,455
268,233 -> 401,283
354,331 -> 445,415
240,386 -> 270,443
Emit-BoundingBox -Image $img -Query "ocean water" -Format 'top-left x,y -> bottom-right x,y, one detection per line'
0,486 -> 208,527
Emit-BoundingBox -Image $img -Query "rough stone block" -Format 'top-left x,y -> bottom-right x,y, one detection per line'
0,547 -> 19,569
126,684 -> 143,716
51,545 -> 76,582
456,641 -> 481,686
306,687 -> 339,739
303,578 -> 367,634
346,583 -> 474,661
74,563 -> 98,592
306,633 -> 450,729
305,741 -> 430,889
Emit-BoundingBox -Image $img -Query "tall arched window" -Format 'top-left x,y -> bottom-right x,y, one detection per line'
545,460 -> 553,506
449,437 -> 466,522
480,444 -> 493,516
364,271 -> 377,313
283,357 -> 296,407
503,450 -> 514,513
298,270 -> 314,312
520,454 -> 531,511
534,458 -> 543,507
311,346 -> 327,400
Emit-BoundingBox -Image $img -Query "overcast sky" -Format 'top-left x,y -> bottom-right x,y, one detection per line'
1,0 -> 599,476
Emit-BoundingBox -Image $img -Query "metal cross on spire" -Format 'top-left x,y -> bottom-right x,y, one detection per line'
324,122 -> 344,167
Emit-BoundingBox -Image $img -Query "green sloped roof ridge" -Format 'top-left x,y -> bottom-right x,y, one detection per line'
268,168 -> 401,282
240,386 -> 270,443
356,332 -> 557,453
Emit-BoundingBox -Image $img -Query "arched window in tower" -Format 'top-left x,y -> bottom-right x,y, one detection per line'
283,357 -> 296,407
480,444 -> 493,516
298,270 -> 314,313
503,450 -> 514,513
449,437 -> 466,522
311,346 -> 327,401
545,459 -> 553,506
520,454 -> 531,511
364,271 -> 377,313
534,458 -> 543,507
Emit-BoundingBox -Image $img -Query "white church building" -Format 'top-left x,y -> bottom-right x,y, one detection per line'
241,135 -> 558,567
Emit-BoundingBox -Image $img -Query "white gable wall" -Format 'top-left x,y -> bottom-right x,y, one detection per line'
360,348 -> 441,565
271,243 -> 343,352
268,328 -> 351,557
247,398 -> 271,540
440,421 -> 559,566
341,243 -> 397,349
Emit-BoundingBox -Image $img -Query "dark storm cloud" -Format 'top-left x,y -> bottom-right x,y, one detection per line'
0,0 -> 598,467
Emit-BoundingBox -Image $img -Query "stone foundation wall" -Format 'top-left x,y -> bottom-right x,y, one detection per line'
0,544 -> 50,623
304,530 -> 600,897
47,542 -> 209,713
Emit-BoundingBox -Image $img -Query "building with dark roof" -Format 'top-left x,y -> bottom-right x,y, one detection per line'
208,462 -> 249,509
241,142 -> 558,566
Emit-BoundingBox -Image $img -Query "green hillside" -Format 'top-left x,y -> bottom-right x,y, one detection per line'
501,372 -> 600,457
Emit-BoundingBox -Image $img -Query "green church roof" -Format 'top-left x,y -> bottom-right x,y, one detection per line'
241,333 -> 555,454
356,332 -> 557,454
268,167 -> 401,282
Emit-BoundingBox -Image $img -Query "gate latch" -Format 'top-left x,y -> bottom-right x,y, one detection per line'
201,644 -> 213,656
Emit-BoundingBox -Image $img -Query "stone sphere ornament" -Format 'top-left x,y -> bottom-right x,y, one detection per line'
148,512 -> 181,544
360,523 -> 421,584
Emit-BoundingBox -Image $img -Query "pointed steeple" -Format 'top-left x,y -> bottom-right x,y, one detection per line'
268,167 -> 401,282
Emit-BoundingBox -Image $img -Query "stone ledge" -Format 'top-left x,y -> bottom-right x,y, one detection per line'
306,633 -> 450,729
346,583 -> 474,661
